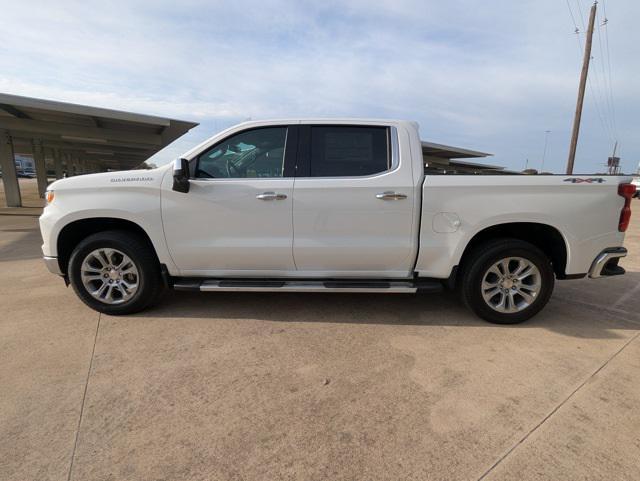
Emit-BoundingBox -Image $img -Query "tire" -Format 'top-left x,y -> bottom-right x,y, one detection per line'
459,239 -> 555,324
68,230 -> 163,315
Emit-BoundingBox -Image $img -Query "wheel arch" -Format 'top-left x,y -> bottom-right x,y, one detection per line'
457,222 -> 569,280
56,217 -> 160,275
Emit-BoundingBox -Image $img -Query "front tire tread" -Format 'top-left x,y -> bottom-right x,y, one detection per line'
68,230 -> 163,315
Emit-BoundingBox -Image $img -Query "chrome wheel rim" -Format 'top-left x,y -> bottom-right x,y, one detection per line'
80,248 -> 139,305
481,257 -> 541,313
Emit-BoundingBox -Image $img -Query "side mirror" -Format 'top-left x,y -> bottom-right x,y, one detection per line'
172,158 -> 190,193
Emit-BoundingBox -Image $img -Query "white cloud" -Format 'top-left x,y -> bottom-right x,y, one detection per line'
0,0 -> 638,173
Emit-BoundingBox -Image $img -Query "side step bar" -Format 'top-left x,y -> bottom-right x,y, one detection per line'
173,278 -> 443,294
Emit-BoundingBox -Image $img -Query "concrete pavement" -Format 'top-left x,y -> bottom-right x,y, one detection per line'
1,179 -> 639,481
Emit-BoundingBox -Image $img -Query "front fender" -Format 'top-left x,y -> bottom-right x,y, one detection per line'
39,182 -> 177,274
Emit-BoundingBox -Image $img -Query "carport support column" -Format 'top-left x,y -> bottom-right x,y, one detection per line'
63,152 -> 71,176
0,130 -> 22,207
32,139 -> 48,198
53,148 -> 64,179
68,153 -> 77,175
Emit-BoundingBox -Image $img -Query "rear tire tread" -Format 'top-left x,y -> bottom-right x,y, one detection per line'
458,238 -> 555,324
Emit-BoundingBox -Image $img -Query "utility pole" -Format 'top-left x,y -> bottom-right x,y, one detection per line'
566,1 -> 597,175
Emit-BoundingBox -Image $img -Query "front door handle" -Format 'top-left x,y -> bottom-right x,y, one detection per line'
376,191 -> 407,200
256,192 -> 287,201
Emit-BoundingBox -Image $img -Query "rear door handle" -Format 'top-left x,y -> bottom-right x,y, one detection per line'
256,192 -> 287,201
376,191 -> 407,200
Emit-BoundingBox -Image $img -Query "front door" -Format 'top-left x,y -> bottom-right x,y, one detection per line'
162,125 -> 297,276
292,125 -> 417,278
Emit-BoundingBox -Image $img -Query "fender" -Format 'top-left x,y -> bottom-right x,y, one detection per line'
450,214 -> 572,270
415,211 -> 573,279
49,209 -> 178,275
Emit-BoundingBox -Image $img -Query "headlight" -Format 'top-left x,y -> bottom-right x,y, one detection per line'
46,190 -> 55,204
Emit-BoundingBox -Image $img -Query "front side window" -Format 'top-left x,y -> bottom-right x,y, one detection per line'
309,126 -> 389,177
196,127 -> 287,178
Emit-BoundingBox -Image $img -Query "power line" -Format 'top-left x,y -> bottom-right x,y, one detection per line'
577,1 -> 612,139
570,2 -> 616,145
581,37 -> 614,142
575,0 -> 587,30
568,3 -> 614,144
601,0 -> 618,139
565,0 -> 580,33
594,6 -> 617,140
585,31 -> 615,142
587,77 -> 615,143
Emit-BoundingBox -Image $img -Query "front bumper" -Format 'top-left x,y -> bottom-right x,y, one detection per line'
588,247 -> 627,278
43,256 -> 63,276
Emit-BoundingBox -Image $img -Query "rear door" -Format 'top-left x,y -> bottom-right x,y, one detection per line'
292,124 -> 416,277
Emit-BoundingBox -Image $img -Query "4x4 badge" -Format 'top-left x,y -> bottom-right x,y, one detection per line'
564,178 -> 605,183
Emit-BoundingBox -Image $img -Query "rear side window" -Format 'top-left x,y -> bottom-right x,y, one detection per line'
309,126 -> 390,177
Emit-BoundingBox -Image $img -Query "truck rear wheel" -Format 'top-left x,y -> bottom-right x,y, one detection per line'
460,239 -> 555,324
68,230 -> 163,315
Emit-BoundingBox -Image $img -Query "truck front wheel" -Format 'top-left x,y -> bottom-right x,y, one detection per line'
68,230 -> 163,315
460,239 -> 555,324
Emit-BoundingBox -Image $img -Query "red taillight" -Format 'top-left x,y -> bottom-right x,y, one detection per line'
618,183 -> 636,232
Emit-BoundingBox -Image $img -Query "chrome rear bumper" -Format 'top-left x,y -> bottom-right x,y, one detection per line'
588,247 -> 627,278
43,256 -> 63,276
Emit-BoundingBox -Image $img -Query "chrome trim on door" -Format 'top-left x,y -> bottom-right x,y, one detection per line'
376,191 -> 407,200
256,192 -> 287,200
390,126 -> 399,170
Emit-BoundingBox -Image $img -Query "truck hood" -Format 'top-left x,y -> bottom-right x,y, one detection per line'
48,166 -> 170,191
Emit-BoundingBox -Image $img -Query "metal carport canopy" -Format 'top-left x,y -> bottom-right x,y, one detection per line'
421,141 -> 492,159
0,93 -> 198,206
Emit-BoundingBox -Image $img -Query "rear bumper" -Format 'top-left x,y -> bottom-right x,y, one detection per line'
43,256 -> 63,276
588,247 -> 627,278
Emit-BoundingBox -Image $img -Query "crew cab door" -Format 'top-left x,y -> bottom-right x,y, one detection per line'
292,124 -> 417,277
161,126 -> 297,275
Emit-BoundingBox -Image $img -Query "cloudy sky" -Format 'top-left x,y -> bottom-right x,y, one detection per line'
1,0 -> 637,174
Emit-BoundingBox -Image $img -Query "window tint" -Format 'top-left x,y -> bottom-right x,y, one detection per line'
196,127 -> 287,178
309,126 -> 389,177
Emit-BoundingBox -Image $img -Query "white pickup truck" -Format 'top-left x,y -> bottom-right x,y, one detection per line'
39,120 -> 636,323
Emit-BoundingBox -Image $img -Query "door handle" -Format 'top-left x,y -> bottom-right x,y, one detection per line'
256,192 -> 287,201
376,191 -> 407,200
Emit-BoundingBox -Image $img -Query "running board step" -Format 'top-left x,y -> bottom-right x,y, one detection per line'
173,278 -> 443,294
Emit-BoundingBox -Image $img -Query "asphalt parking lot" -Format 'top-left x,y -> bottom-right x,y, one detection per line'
1,179 -> 639,481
